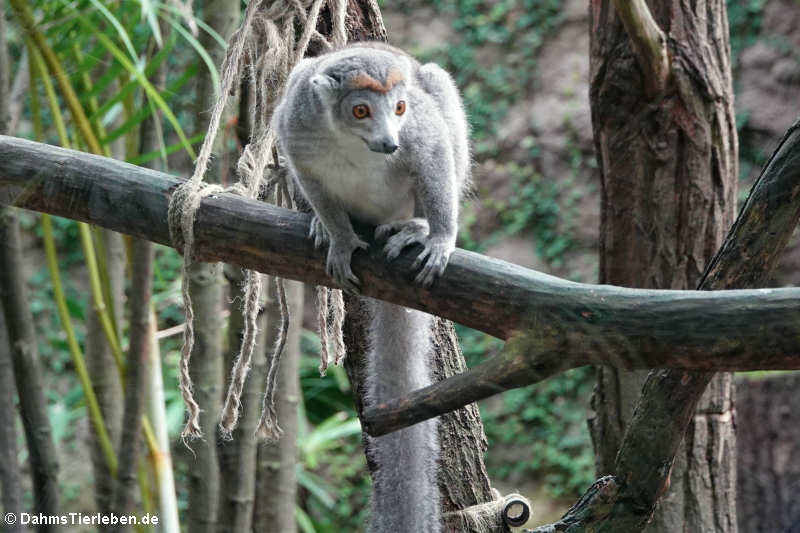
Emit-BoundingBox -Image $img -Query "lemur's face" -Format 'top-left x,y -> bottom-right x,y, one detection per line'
337,83 -> 408,154
310,69 -> 409,154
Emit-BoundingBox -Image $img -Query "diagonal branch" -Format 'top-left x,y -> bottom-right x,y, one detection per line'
611,0 -> 670,97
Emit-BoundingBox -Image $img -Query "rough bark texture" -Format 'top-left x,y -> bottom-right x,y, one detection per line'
217,266 -> 267,533
186,1 -> 239,531
85,229 -> 125,515
0,11 -> 22,530
736,373 -> 800,533
110,237 -> 154,529
589,2 -> 738,531
0,310 -> 22,533
0,207 -> 60,527
254,280 -> 303,533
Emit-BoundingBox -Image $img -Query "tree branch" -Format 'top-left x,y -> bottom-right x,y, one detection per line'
611,0 -> 670,97
3,133 -> 800,392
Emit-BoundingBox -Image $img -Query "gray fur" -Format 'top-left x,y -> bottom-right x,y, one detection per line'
274,42 -> 470,533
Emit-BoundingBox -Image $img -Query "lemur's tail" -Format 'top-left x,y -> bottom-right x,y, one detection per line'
365,299 -> 441,533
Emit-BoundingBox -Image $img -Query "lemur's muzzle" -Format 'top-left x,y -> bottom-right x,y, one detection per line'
368,137 -> 399,154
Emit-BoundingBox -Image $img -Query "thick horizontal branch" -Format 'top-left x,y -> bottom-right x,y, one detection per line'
362,118 -> 800,436
4,134 -> 800,431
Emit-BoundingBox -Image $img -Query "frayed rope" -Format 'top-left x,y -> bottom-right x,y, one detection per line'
167,0 -> 349,442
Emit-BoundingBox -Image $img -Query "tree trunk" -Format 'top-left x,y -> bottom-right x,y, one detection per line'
85,229 -> 125,515
736,373 -> 800,533
185,1 -> 239,531
0,209 -> 60,528
588,2 -> 738,531
0,11 -> 23,531
0,310 -> 22,533
253,280 -> 303,533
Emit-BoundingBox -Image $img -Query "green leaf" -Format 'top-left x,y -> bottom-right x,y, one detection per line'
166,16 -> 220,97
68,9 -> 197,159
295,507 -> 317,533
86,0 -> 139,60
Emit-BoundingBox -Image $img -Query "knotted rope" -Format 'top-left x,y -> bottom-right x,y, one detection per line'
168,0 -> 349,442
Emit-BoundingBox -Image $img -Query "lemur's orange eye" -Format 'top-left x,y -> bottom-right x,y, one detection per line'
395,100 -> 406,116
352,104 -> 370,119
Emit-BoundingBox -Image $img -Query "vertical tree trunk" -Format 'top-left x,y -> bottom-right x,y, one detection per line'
186,1 -> 240,531
0,11 -> 22,531
0,221 -> 60,528
85,230 -> 125,515
253,280 -> 303,533
110,237 -> 154,529
217,74 -> 262,533
0,312 -> 22,533
588,2 -> 738,531
216,268 -> 268,533
736,374 -> 800,533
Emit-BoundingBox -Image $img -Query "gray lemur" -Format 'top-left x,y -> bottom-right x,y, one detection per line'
274,42 -> 469,533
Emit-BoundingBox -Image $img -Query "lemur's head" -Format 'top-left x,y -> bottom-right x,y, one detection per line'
310,51 -> 412,154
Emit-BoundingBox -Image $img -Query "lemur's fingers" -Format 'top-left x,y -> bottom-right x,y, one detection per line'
415,250 -> 448,287
410,246 -> 431,271
309,217 -> 330,249
376,218 -> 429,241
325,238 -> 367,293
384,231 -> 419,261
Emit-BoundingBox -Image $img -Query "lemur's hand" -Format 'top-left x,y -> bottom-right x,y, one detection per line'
376,218 -> 429,260
376,219 -> 453,287
325,236 -> 368,293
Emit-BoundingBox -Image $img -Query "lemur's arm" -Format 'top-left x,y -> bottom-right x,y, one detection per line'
291,172 -> 367,292
409,137 -> 459,287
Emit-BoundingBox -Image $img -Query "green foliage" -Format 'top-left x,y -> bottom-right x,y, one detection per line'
727,0 -> 767,59
482,367 -> 596,498
297,332 -> 371,531
423,0 -> 562,145
457,326 -> 595,498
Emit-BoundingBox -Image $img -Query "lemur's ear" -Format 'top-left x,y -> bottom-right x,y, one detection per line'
310,74 -> 340,95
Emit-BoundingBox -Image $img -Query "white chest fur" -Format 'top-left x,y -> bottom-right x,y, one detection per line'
313,138 -> 414,225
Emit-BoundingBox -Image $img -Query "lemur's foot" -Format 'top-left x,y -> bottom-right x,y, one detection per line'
309,215 -> 330,249
376,219 -> 452,287
376,218 -> 430,261
325,237 -> 368,293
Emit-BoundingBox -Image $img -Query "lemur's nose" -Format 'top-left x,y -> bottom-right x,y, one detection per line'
381,141 -> 399,154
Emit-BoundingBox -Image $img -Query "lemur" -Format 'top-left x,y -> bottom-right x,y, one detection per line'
273,41 -> 469,533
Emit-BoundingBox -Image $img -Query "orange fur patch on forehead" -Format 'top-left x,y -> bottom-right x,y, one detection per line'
349,70 -> 405,93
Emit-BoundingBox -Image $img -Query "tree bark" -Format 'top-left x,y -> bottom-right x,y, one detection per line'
110,237 -> 154,528
0,10 -> 23,531
0,207 -> 60,528
0,310 -> 22,533
736,373 -> 800,533
186,1 -> 239,531
254,280 -> 303,533
85,229 -> 125,516
589,2 -> 737,532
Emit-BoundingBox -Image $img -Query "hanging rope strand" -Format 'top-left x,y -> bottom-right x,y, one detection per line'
169,0 -> 347,441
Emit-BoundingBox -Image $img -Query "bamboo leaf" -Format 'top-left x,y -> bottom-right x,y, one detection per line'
68,9 -> 196,158
166,15 -> 219,96
139,0 -> 164,47
86,0 -> 139,60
